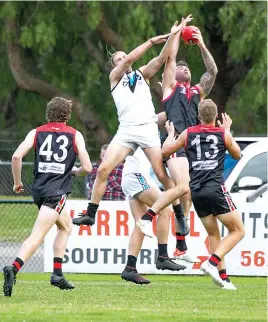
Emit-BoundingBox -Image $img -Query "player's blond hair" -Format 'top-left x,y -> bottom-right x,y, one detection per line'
198,99 -> 218,123
46,97 -> 72,123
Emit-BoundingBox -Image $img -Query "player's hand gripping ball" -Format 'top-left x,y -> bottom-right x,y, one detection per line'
181,26 -> 199,45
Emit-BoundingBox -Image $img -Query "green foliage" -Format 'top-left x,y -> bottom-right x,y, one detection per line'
219,1 -> 267,134
0,1 -> 266,161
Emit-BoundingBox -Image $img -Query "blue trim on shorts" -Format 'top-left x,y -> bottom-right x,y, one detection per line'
134,173 -> 150,191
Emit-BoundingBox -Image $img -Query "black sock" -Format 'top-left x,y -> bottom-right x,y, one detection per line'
87,202 -> 99,218
12,257 -> 24,275
141,209 -> 156,222
53,257 -> 63,276
209,253 -> 221,267
158,244 -> 168,259
125,255 -> 137,271
173,204 -> 183,218
176,233 -> 187,251
219,269 -> 230,282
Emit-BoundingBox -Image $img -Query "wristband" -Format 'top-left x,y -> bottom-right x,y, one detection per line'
150,39 -> 154,45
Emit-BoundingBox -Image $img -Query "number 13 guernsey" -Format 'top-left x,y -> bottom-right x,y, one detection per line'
32,122 -> 77,197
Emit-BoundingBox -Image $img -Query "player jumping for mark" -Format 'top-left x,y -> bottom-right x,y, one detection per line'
73,17 -> 193,227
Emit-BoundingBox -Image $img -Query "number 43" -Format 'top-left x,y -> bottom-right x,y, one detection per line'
39,134 -> 68,162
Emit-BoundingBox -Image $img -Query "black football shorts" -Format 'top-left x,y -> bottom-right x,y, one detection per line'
33,194 -> 67,215
161,135 -> 187,163
191,184 -> 237,218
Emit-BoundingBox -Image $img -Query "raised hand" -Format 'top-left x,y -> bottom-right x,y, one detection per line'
150,33 -> 171,44
180,14 -> 193,29
13,182 -> 24,194
165,120 -> 175,135
191,28 -> 204,46
217,113 -> 232,130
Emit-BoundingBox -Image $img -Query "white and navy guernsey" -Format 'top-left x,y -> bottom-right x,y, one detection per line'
111,69 -> 157,126
32,122 -> 77,197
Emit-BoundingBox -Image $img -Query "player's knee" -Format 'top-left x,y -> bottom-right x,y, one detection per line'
97,164 -> 110,179
64,222 -> 73,235
177,184 -> 190,196
154,169 -> 168,184
237,226 -> 245,240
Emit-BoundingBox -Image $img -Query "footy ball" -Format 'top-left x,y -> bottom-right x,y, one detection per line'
181,26 -> 199,45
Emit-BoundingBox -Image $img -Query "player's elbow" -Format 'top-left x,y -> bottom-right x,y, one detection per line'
12,153 -> 22,162
211,66 -> 218,77
161,148 -> 169,158
232,150 -> 242,160
83,163 -> 92,174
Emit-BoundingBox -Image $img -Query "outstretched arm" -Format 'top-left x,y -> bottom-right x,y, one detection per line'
162,15 -> 193,98
140,18 -> 192,80
109,34 -> 170,86
193,29 -> 218,99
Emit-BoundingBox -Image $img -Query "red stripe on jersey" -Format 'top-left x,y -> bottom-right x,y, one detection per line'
184,128 -> 189,150
187,124 -> 225,134
192,85 -> 201,93
161,84 -> 179,103
35,122 -> 77,153
73,132 -> 78,155
221,185 -> 235,212
55,195 -> 66,214
221,184 -> 227,193
34,130 -> 37,149
36,122 -> 76,134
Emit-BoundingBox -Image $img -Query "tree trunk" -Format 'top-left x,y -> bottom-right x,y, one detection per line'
5,18 -> 109,145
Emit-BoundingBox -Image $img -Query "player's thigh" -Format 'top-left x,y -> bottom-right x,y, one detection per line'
56,206 -> 72,233
31,205 -> 59,239
200,215 -> 220,237
99,142 -> 132,174
137,186 -> 162,208
143,146 -> 167,175
129,199 -> 149,222
217,210 -> 244,233
167,157 -> 190,185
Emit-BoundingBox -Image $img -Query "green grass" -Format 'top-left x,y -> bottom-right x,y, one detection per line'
0,274 -> 266,321
0,203 -> 37,242
0,197 -> 85,242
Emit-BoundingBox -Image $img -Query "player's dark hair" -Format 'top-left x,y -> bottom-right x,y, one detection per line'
46,97 -> 72,123
176,60 -> 188,68
198,99 -> 218,123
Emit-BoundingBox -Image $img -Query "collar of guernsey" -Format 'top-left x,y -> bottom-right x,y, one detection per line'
111,69 -> 157,126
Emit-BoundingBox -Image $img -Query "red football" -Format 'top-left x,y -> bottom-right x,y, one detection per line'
181,26 -> 200,45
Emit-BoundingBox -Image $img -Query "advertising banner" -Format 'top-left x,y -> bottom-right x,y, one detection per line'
44,201 -> 267,276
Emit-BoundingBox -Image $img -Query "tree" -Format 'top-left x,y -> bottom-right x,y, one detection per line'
0,1 -> 266,160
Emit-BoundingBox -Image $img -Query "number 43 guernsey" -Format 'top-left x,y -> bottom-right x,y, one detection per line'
32,122 -> 78,197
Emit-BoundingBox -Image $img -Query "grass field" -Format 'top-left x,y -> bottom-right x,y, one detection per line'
0,274 -> 266,321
